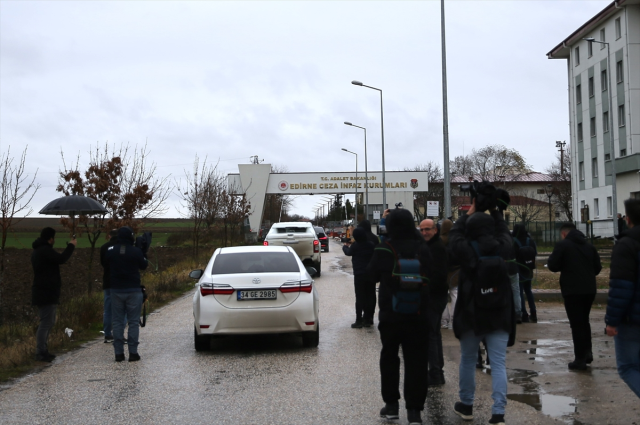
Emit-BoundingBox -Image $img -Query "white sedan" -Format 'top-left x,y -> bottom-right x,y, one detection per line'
190,246 -> 320,351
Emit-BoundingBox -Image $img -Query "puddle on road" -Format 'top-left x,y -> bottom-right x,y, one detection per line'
507,368 -> 581,424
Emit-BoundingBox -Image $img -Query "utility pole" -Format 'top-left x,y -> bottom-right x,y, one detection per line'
556,141 -> 566,175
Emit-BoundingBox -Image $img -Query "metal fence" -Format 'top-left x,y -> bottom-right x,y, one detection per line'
506,220 -> 610,248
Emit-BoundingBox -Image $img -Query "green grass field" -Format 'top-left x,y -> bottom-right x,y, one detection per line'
2,232 -> 173,249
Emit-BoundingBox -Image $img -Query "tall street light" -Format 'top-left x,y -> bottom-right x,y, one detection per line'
352,80 -> 387,210
441,0 -> 451,218
341,148 -> 358,223
584,37 -> 618,236
344,121 -> 369,218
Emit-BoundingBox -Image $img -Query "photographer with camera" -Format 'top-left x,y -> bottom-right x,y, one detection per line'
449,181 -> 515,425
105,226 -> 148,362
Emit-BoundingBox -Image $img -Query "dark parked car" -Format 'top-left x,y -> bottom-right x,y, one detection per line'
314,226 -> 329,252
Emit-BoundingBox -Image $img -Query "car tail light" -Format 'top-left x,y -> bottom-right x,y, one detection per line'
279,281 -> 313,293
305,321 -> 315,326
200,283 -> 234,296
263,241 -> 269,246
200,325 -> 210,329
320,236 -> 327,240
313,240 -> 319,253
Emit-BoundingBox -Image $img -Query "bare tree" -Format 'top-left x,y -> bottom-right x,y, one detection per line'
0,146 -> 40,325
545,147 -> 573,221
450,145 -> 530,183
175,155 -> 223,260
219,184 -> 251,247
507,189 -> 548,226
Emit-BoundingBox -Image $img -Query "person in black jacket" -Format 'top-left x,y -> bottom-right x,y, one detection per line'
367,208 -> 432,425
548,222 -> 602,370
358,219 -> 381,246
512,224 -> 537,323
449,200 -> 514,424
99,229 -> 118,343
31,227 -> 77,362
105,226 -> 148,362
419,218 -> 448,386
343,227 -> 375,328
606,199 -> 640,398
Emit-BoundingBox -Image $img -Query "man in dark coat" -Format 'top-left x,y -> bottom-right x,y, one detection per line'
449,201 -> 514,424
419,218 -> 448,386
512,224 -> 537,323
367,208 -> 432,425
606,199 -> 640,398
358,219 -> 380,246
548,222 -> 602,370
343,227 -> 376,328
100,229 -> 118,343
105,226 -> 148,362
31,227 -> 77,362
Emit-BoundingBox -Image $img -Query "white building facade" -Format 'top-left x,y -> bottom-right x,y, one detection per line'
548,0 -> 640,237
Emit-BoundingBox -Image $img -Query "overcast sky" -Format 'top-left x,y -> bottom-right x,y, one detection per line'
1,1 -> 609,220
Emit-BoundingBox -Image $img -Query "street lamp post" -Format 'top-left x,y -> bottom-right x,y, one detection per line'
545,183 -> 554,242
342,148 -> 358,223
584,37 -> 618,236
344,122 -> 368,218
440,0 -> 452,218
352,80 -> 387,210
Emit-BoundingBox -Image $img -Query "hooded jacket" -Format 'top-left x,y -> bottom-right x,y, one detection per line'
342,228 -> 375,275
105,227 -> 148,291
605,225 -> 640,327
547,229 -> 602,296
31,238 -> 75,306
449,210 -> 515,341
358,219 -> 380,246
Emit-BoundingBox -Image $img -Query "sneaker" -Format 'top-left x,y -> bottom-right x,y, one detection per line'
104,335 -> 114,343
454,402 -> 473,421
488,414 -> 505,424
115,354 -> 125,362
351,319 -> 364,329
129,353 -> 141,362
568,359 -> 587,370
363,319 -> 374,328
380,403 -> 399,420
407,409 -> 422,425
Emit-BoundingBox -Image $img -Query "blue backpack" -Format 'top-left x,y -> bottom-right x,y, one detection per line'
387,243 -> 427,314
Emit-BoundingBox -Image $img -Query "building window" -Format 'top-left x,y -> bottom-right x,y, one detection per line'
594,198 -> 600,218
588,40 -> 593,57
619,104 -> 626,127
575,46 -> 580,66
605,153 -> 611,161
631,192 -> 640,200
592,158 -> 598,178
617,60 -> 624,83
576,84 -> 582,104
590,117 -> 596,137
600,28 -> 606,48
537,188 -> 545,195
621,149 -> 627,157
615,17 -> 621,39
555,212 -> 561,218
579,161 -> 585,180
601,69 -> 607,91
607,196 -> 612,217
603,111 -> 609,132
588,77 -> 594,97
581,200 -> 586,209
578,122 -> 583,141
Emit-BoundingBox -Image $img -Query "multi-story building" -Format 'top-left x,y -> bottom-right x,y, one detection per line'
547,0 -> 639,237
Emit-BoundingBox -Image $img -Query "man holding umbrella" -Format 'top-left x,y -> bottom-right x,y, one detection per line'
31,227 -> 77,362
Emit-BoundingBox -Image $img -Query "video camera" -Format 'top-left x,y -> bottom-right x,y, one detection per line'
459,180 -> 510,212
135,232 -> 153,255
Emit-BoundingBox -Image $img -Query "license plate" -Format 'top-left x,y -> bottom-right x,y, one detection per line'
237,289 -> 277,300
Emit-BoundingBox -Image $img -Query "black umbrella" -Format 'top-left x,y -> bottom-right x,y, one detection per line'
39,195 -> 108,236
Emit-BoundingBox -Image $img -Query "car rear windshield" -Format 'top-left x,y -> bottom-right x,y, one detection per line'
211,252 -> 300,274
273,227 -> 310,234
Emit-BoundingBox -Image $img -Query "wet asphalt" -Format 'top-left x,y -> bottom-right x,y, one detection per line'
1,239 -> 638,425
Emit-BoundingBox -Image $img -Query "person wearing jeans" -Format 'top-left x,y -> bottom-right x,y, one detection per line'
31,227 -> 76,362
459,330 -> 509,415
606,198 -> 640,398
105,226 -> 148,362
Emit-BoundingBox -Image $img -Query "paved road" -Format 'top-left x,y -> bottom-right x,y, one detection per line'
1,240 -> 638,424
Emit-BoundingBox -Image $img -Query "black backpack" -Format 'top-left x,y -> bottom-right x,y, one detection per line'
514,237 -> 536,279
386,243 -> 428,315
470,241 -> 511,311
